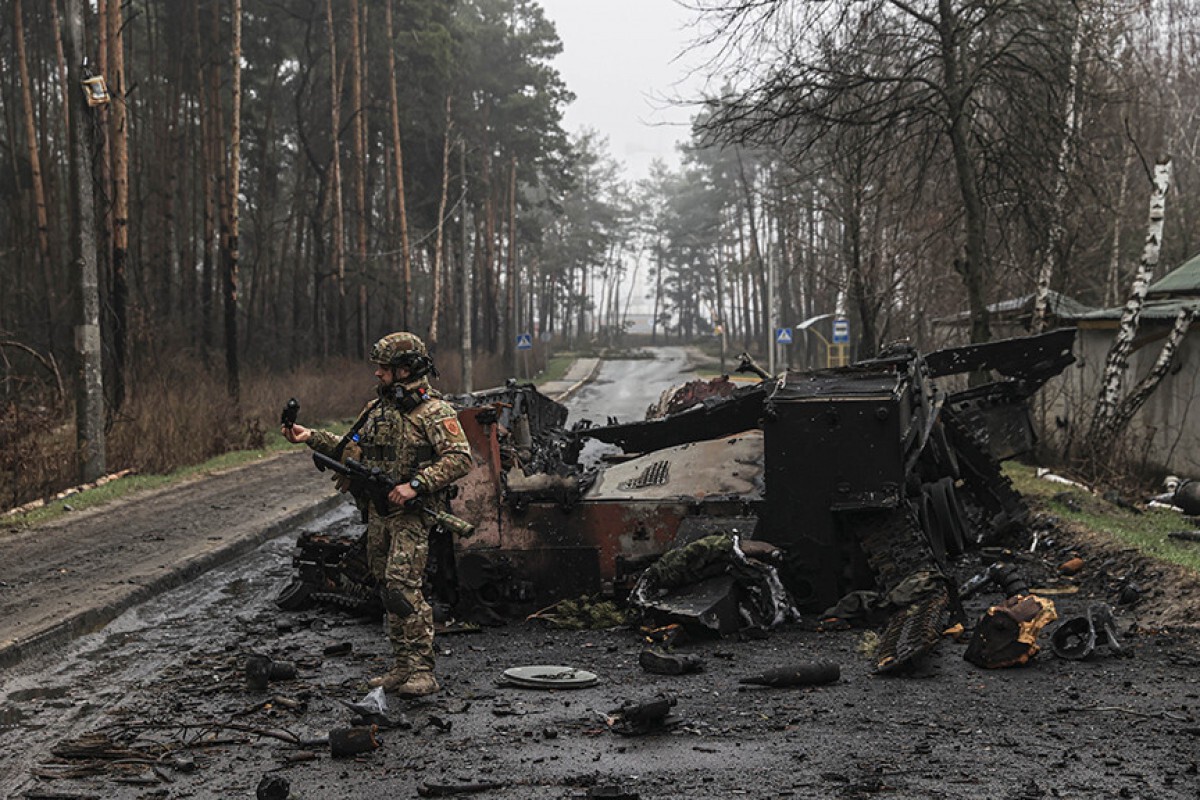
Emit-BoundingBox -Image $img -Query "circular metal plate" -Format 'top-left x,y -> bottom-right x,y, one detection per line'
501,665 -> 599,688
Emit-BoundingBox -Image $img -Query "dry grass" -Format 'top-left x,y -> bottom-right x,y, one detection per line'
0,347 -> 545,513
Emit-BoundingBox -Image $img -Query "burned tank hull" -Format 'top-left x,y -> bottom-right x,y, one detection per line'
285,330 -> 1077,644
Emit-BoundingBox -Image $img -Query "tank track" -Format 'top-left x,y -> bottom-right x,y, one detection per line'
845,506 -> 954,672
850,505 -> 940,596
310,578 -> 382,617
941,407 -> 1030,543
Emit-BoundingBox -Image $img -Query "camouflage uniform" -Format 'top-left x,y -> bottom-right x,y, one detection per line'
306,335 -> 471,687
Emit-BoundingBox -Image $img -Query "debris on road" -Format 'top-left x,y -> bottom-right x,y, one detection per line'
500,665 -> 600,689
638,648 -> 703,675
964,594 -> 1058,668
738,662 -> 840,688
328,725 -> 379,757
1051,603 -> 1126,660
605,694 -> 678,735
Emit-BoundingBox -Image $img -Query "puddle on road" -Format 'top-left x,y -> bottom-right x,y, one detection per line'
7,686 -> 70,702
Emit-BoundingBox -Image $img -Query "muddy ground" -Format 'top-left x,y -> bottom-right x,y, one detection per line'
1,501 -> 1198,800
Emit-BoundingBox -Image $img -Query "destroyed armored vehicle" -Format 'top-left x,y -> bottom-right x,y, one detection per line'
282,330 -> 1076,666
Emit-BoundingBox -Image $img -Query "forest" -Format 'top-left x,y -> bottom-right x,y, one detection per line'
2,0 -> 1199,507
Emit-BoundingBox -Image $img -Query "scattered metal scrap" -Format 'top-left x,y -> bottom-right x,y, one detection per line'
605,694 -> 678,735
963,594 -> 1058,669
500,665 -> 599,689
739,663 -> 840,688
1051,603 -> 1126,660
278,330 -> 1078,675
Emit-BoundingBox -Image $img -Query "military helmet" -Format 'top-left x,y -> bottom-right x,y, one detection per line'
370,331 -> 436,378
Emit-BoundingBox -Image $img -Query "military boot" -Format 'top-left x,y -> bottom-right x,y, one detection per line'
394,671 -> 439,698
367,665 -> 410,691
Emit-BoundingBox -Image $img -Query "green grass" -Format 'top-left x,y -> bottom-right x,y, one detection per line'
533,354 -> 575,385
1005,462 -> 1200,574
3,422 -> 352,532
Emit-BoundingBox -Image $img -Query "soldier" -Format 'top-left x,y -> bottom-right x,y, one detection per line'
282,332 -> 472,696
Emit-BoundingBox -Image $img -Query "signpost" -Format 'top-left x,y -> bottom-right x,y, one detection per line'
775,327 -> 793,345
516,332 -> 532,380
831,317 -> 850,366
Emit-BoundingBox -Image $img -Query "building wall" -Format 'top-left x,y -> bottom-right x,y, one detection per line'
1039,327 -> 1200,476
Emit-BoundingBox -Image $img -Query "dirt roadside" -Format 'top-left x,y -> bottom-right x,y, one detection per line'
0,451 -> 339,669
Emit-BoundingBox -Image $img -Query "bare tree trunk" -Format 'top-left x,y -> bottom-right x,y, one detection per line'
13,0 -> 51,270
50,0 -> 71,137
13,0 -> 55,342
64,0 -> 106,482
1031,4 -> 1084,335
1103,306 -> 1197,442
326,0 -> 346,353
1089,158 -> 1172,442
200,0 -> 218,356
505,156 -> 517,373
938,0 -> 992,346
107,0 -> 130,411
385,0 -> 412,330
429,97 -> 453,353
222,0 -> 243,400
350,0 -> 369,355
1105,143 -> 1133,308
459,138 -> 473,392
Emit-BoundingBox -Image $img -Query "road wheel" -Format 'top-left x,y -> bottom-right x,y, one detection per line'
918,489 -> 947,567
931,477 -> 967,558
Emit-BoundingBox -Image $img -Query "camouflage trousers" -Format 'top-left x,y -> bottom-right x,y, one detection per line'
366,509 -> 434,675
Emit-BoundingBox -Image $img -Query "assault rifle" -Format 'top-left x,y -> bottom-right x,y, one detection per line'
311,451 -> 475,538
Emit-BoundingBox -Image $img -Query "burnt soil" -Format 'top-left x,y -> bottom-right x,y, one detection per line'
1,496 -> 1198,800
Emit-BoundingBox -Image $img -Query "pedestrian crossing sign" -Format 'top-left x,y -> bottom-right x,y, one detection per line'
775,327 -> 793,345
516,332 -> 533,350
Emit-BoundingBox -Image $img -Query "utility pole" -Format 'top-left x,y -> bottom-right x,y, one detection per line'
64,0 -> 106,482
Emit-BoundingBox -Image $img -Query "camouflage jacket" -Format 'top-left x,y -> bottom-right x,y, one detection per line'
307,377 -> 472,497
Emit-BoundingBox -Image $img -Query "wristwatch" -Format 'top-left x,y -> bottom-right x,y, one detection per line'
409,476 -> 426,495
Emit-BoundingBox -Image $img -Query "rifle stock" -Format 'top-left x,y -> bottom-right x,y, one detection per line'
311,451 -> 475,538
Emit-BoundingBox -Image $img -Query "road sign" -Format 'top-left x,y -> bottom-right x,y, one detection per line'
832,318 -> 850,344
775,327 -> 793,345
515,332 -> 533,350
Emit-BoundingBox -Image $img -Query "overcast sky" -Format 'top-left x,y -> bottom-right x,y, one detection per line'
538,0 -> 717,183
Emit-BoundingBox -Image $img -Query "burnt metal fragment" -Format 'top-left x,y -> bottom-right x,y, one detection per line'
606,694 -> 678,736
638,648 -> 704,675
960,562 -> 1029,600
256,774 -> 290,800
244,654 -> 272,690
964,594 -> 1058,669
739,662 -> 840,687
328,725 -> 379,757
1051,603 -> 1125,661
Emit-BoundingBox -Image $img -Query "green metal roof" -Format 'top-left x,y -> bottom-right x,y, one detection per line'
1147,251 -> 1200,296
1069,297 -> 1200,322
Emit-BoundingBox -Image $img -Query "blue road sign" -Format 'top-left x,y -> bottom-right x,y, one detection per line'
775,327 -> 793,345
832,318 -> 850,344
516,332 -> 533,350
